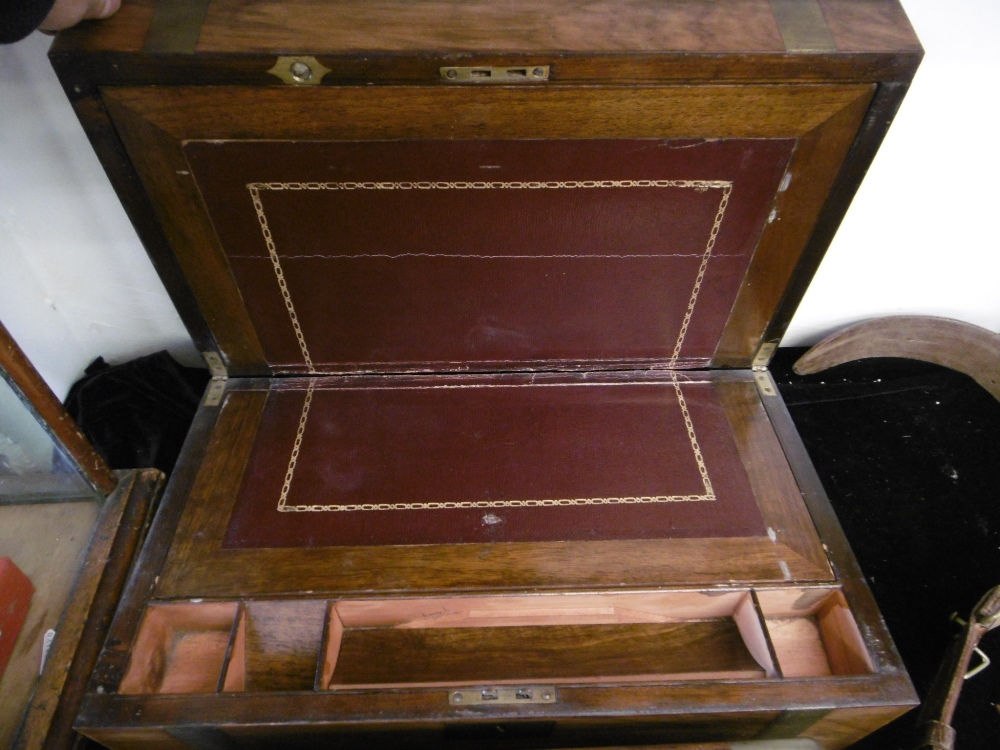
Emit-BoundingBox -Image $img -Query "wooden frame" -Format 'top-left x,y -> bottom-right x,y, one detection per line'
101,84 -> 872,374
0,320 -> 117,496
151,372 -> 831,599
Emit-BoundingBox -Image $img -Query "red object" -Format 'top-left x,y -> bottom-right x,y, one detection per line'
0,556 -> 34,679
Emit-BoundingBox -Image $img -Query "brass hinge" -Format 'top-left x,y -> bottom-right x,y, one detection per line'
753,342 -> 778,397
753,342 -> 778,371
202,351 -> 228,407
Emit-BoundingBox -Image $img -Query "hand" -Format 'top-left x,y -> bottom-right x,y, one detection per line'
39,0 -> 120,32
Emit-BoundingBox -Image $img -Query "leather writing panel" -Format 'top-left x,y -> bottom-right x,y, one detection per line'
222,374 -> 765,548
186,138 -> 793,373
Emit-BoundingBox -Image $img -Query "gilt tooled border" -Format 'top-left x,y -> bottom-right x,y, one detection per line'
247,179 -> 734,374
245,179 -> 727,514
275,377 -> 714,513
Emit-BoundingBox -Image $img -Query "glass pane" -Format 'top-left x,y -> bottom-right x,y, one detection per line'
0,375 -> 99,503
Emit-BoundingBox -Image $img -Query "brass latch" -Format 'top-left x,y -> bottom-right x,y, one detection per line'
440,65 -> 550,83
449,686 -> 557,705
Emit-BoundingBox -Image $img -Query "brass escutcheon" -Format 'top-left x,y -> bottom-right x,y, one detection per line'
268,56 -> 331,85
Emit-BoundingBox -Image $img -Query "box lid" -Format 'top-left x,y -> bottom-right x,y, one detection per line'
50,0 -> 921,376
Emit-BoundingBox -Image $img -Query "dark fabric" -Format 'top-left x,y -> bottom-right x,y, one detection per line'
772,348 -> 1000,750
0,0 -> 56,43
64,351 -> 209,475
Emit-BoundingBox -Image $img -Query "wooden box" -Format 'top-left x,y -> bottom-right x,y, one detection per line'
49,1 -> 923,747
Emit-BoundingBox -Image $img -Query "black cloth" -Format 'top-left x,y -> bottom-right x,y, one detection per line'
0,0 -> 56,43
64,351 -> 209,475
772,348 -> 1000,750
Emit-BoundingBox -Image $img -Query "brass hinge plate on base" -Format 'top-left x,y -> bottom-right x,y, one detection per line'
449,686 -> 557,706
201,352 -> 228,407
755,370 -> 778,398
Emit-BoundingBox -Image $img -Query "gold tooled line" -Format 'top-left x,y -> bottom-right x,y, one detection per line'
275,380 -> 715,513
276,379 -> 315,511
669,184 -> 732,366
251,179 -> 729,513
672,376 -> 715,498
278,495 -> 714,513
248,179 -> 733,371
249,185 -> 315,372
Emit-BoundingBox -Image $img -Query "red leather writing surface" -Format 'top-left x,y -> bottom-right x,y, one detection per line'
223,374 -> 765,548
186,138 -> 793,373
0,556 -> 34,678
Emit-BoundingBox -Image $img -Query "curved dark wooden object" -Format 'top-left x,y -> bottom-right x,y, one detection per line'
794,315 -> 1000,403
0,320 -> 118,495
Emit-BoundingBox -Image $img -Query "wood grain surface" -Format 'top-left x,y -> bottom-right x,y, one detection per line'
51,0 -> 921,60
104,84 -> 873,142
329,621 -> 764,686
154,372 -> 831,599
244,600 -> 328,692
102,83 -> 873,376
197,0 -> 785,54
712,85 -> 872,365
76,674 -> 914,745
818,0 -> 921,52
716,379 -> 830,574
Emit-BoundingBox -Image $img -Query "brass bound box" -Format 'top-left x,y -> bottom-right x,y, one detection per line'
49,1 -> 923,747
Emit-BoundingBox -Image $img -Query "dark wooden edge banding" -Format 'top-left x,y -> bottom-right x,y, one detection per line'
757,370 -> 914,686
763,81 -> 914,347
770,0 -> 837,52
144,0 -> 212,54
78,675 -> 913,733
87,395 -> 227,694
0,319 -> 117,496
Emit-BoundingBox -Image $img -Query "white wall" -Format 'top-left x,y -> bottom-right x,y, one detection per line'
783,0 -> 1000,344
0,1 -> 997,399
0,33 -> 198,399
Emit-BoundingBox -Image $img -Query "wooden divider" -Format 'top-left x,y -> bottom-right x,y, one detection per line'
117,588 -> 872,695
